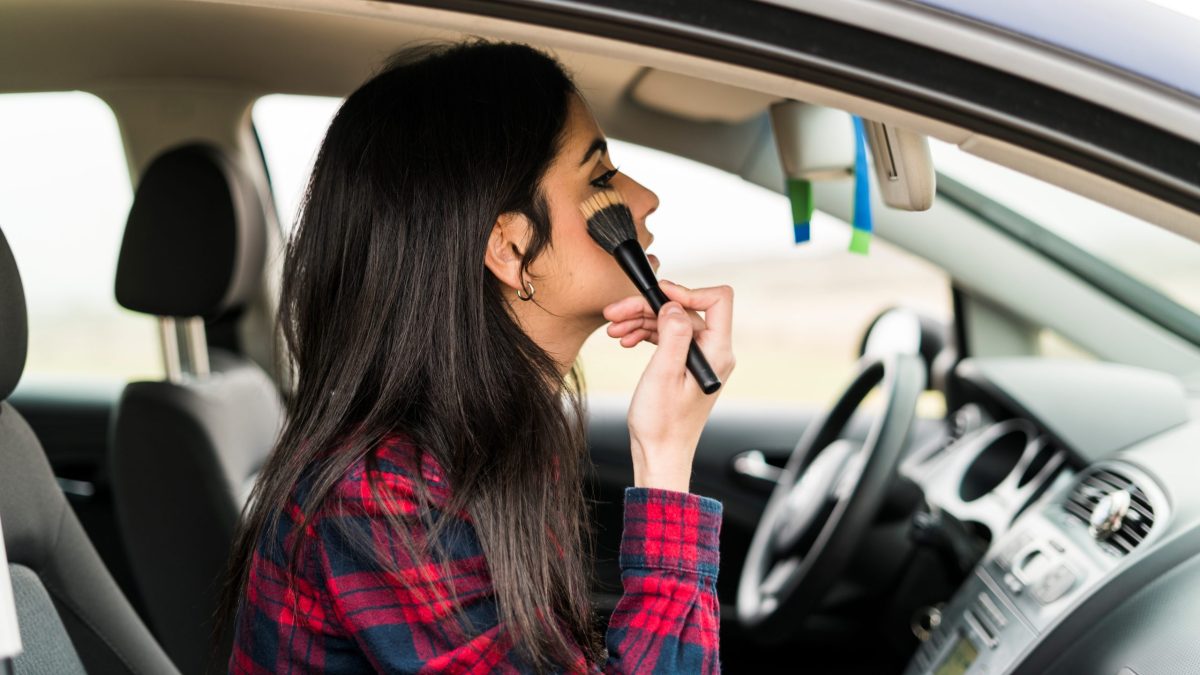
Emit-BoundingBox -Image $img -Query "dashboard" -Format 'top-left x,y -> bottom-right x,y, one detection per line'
898,356 -> 1200,675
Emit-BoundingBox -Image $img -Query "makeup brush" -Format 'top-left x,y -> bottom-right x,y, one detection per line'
580,189 -> 721,395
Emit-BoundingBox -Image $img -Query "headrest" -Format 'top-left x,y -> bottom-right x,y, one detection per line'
0,226 -> 28,401
115,141 -> 267,318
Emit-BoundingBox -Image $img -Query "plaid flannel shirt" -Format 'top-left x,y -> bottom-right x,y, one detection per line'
229,432 -> 724,673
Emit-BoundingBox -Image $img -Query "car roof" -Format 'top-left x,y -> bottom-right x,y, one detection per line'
910,0 -> 1200,100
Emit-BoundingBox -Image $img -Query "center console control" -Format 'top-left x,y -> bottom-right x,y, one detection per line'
902,428 -> 1168,674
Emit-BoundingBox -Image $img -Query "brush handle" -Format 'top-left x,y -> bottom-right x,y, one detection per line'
612,240 -> 721,395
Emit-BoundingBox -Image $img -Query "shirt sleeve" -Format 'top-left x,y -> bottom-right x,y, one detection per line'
601,486 -> 724,674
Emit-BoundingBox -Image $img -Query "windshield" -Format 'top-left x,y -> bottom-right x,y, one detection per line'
929,138 -> 1200,342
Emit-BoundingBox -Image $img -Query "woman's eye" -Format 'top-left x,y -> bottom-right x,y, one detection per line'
591,165 -> 620,189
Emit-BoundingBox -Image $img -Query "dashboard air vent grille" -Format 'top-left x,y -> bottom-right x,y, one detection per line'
1062,468 -> 1154,556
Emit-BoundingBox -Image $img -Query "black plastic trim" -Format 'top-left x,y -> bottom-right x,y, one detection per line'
951,284 -> 970,358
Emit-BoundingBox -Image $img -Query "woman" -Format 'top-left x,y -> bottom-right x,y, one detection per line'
219,37 -> 735,674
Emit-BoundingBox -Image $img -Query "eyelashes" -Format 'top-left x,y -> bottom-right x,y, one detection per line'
591,165 -> 620,189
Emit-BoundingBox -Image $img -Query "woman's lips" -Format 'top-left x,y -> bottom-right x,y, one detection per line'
648,253 -> 659,267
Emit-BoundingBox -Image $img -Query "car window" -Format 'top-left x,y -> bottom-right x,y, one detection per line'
0,91 -> 162,386
253,94 -> 341,233
1038,328 -> 1096,361
931,138 -> 1200,344
253,94 -> 952,416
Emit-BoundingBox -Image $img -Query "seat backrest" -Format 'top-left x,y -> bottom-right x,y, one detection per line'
110,141 -> 284,675
0,225 -> 180,675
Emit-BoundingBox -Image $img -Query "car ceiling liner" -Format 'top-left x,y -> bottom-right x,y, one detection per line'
627,67 -> 936,254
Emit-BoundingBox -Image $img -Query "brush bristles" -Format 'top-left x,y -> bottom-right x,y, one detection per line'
579,189 -> 637,253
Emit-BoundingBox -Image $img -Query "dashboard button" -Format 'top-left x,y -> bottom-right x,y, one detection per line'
1031,563 -> 1077,604
1002,572 -> 1023,595
997,532 -> 1034,569
978,592 -> 1008,628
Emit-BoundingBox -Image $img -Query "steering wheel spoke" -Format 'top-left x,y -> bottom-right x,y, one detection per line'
737,352 -> 927,643
759,554 -> 803,611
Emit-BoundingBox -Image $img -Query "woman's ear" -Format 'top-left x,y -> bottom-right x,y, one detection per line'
484,211 -> 531,292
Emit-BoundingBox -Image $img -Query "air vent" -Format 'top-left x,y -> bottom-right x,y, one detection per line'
1062,468 -> 1155,556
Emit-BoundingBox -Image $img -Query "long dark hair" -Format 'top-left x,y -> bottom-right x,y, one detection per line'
217,37 -> 604,673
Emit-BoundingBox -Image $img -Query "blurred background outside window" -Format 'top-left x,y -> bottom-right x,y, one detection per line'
0,91 -> 162,390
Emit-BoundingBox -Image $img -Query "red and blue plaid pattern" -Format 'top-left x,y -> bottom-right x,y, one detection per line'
229,433 -> 724,673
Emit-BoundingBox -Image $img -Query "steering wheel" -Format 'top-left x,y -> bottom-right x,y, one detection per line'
736,351 -> 926,643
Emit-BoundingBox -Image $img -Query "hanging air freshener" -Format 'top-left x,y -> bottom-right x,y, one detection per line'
787,176 -> 814,244
849,114 -> 873,255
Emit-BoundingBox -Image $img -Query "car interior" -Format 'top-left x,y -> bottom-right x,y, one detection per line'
3,1 -> 1200,675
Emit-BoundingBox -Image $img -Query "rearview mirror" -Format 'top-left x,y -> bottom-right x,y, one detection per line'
770,101 -> 936,212
861,120 -> 936,211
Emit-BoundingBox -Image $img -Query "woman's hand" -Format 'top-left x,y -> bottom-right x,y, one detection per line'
602,280 -> 736,493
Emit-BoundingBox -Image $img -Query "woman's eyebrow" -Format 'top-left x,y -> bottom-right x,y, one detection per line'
578,137 -> 607,168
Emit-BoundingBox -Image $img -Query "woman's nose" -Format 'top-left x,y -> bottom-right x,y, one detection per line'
620,173 -> 659,222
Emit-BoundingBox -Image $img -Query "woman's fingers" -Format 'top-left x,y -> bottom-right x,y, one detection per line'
603,280 -> 731,351
605,285 -> 708,330
620,328 -> 654,348
602,295 -> 652,323
607,316 -> 648,337
608,314 -> 657,346
608,312 -> 706,343
659,281 -> 733,350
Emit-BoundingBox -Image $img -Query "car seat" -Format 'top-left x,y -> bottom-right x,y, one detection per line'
109,141 -> 284,675
0,224 -> 180,674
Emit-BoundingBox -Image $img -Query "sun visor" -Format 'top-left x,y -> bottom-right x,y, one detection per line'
631,68 -> 782,124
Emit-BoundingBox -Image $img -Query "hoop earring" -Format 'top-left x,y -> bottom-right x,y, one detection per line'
516,277 -> 535,301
